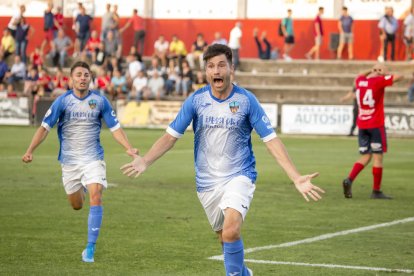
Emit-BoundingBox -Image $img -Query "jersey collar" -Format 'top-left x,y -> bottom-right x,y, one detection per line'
208,84 -> 236,103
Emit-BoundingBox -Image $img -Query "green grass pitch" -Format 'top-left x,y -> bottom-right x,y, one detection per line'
1,126 -> 413,275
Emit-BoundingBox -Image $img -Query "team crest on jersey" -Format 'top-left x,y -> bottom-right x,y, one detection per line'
229,101 -> 239,113
88,99 -> 97,109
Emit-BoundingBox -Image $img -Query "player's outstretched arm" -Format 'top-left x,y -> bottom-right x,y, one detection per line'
121,133 -> 178,178
111,128 -> 139,158
264,137 -> 325,202
22,126 -> 49,163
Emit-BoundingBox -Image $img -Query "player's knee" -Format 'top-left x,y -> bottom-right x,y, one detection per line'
89,193 -> 102,205
222,225 -> 241,242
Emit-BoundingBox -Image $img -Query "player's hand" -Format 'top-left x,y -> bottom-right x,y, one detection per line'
120,155 -> 148,178
22,152 -> 33,163
126,148 -> 139,158
293,172 -> 325,202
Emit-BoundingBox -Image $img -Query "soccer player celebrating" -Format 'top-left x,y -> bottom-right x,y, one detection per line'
342,64 -> 403,199
22,61 -> 138,262
121,44 -> 324,275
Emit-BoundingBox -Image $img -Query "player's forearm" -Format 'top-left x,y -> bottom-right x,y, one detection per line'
265,138 -> 301,183
26,126 -> 49,153
143,133 -> 177,167
112,128 -> 135,151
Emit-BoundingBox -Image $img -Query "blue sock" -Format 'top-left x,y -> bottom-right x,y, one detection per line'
223,239 -> 249,276
87,205 -> 103,244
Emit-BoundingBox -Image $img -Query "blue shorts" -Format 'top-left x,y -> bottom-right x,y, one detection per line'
358,127 -> 387,154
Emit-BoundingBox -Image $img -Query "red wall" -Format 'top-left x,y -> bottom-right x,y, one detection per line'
0,17 -> 406,61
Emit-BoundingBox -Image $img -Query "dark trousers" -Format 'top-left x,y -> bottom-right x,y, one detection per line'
231,48 -> 240,70
255,37 -> 271,60
384,33 -> 395,61
134,30 -> 146,56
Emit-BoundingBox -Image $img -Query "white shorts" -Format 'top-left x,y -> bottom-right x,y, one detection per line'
61,160 -> 107,195
197,175 -> 256,232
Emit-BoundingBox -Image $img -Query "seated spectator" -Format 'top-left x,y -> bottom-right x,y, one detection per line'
153,35 -> 169,67
253,28 -> 271,60
1,28 -> 15,60
129,70 -> 147,102
51,67 -> 69,97
85,30 -> 101,59
5,55 -> 26,94
37,68 -> 53,96
15,17 -> 34,63
211,31 -> 227,45
145,70 -> 164,100
30,46 -> 44,70
91,42 -> 107,73
177,60 -> 193,97
147,57 -> 165,79
108,68 -> 127,100
165,59 -> 180,96
49,29 -> 73,68
129,45 -> 142,62
186,33 -> 208,69
104,30 -> 118,58
168,34 -> 187,70
0,55 -> 9,86
23,66 -> 39,96
95,67 -> 110,96
126,54 -> 144,86
192,71 -> 207,91
106,55 -> 121,77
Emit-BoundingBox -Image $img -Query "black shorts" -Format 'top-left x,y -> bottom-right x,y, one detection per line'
358,127 -> 387,154
285,35 -> 295,44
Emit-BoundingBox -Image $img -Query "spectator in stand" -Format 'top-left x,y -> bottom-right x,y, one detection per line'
403,7 -> 414,61
165,59 -> 180,96
85,30 -> 101,60
1,28 -> 16,60
72,2 -> 83,30
0,55 -> 8,86
187,33 -> 208,69
30,46 -> 44,70
111,5 -> 122,58
74,6 -> 93,56
53,6 -> 64,38
120,9 -> 146,56
108,68 -> 127,100
130,70 -> 148,102
41,2 -> 55,53
23,66 -> 39,97
337,6 -> 354,60
408,72 -> 414,103
253,28 -> 271,60
126,54 -> 144,86
101,4 -> 113,41
168,34 -> 187,70
106,55 -> 121,77
192,71 -> 207,91
177,60 -> 193,97
51,67 -> 69,97
104,30 -> 118,58
50,29 -> 73,68
91,42 -> 107,71
95,67 -> 111,96
15,17 -> 34,63
305,7 -> 324,60
5,55 -> 26,94
281,9 -> 294,61
153,35 -> 169,67
7,5 -> 25,38
147,57 -> 165,79
129,45 -> 143,62
145,70 -> 164,100
378,7 -> 398,62
211,31 -> 227,45
228,22 -> 242,70
36,68 -> 53,97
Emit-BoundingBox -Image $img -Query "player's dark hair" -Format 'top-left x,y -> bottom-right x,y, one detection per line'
70,61 -> 91,75
203,44 -> 233,65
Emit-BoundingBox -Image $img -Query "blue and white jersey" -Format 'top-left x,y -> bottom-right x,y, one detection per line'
41,90 -> 120,165
167,84 -> 276,192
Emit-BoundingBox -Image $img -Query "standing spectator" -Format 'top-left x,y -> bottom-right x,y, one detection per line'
6,55 -> 26,94
145,70 -> 164,100
130,70 -> 148,102
41,2 -> 55,53
72,2 -> 83,31
228,22 -> 242,70
108,68 -> 127,100
211,31 -> 227,45
337,6 -> 354,60
168,34 -> 187,70
1,28 -> 16,60
120,9 -> 146,56
177,60 -> 193,97
30,46 -> 44,70
53,6 -> 64,38
342,64 -> 403,199
253,28 -> 271,60
153,35 -> 169,67
305,7 -> 324,60
281,9 -> 294,61
15,17 -> 34,63
403,7 -> 414,61
186,33 -> 208,69
378,7 -> 398,62
7,5 -> 25,37
50,29 -> 73,68
75,6 -> 93,56
101,4 -> 113,41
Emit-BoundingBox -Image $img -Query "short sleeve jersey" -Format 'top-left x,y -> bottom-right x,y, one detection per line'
41,90 -> 120,165
167,84 -> 276,192
355,75 -> 394,129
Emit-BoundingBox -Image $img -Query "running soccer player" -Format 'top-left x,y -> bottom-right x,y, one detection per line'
342,63 -> 403,199
121,44 -> 324,276
22,61 -> 138,263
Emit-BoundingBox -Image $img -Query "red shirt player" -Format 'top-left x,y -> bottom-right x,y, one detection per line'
343,64 -> 403,199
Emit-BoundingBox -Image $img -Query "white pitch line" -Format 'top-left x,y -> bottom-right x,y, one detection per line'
243,259 -> 414,274
208,216 -> 414,260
